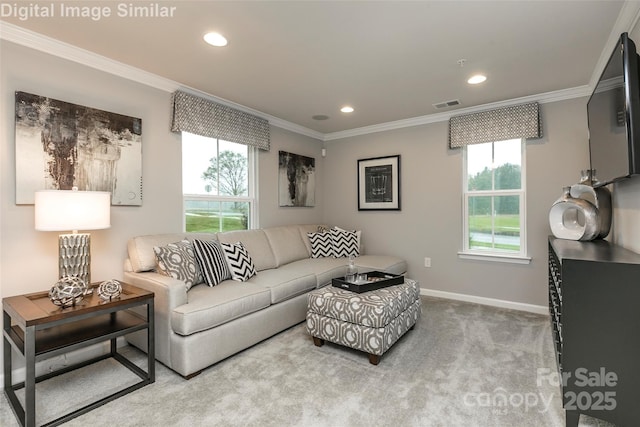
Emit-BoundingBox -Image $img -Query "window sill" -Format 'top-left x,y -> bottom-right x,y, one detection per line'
457,251 -> 531,265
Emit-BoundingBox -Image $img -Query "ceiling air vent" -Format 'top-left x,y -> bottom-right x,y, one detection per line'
433,99 -> 460,109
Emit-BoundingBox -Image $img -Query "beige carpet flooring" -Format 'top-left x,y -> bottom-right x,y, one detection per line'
0,296 -> 617,426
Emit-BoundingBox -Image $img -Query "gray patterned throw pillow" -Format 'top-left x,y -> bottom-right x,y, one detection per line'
154,240 -> 202,290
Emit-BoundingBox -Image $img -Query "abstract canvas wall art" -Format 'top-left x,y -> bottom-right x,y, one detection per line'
15,91 -> 142,205
278,151 -> 315,207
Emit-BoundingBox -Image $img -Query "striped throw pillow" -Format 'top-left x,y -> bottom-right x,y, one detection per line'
192,239 -> 231,287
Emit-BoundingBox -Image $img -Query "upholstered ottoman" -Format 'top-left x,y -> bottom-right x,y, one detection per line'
306,278 -> 421,365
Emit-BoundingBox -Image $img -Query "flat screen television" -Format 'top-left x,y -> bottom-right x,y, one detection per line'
588,32 -> 640,187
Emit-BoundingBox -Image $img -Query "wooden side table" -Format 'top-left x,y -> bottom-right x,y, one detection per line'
3,281 -> 154,427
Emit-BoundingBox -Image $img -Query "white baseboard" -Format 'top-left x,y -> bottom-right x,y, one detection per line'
420,288 -> 549,315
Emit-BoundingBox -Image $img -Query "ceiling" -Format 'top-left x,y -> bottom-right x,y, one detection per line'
0,1 -> 632,136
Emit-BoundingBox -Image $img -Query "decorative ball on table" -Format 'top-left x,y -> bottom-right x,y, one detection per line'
49,276 -> 88,308
98,279 -> 122,301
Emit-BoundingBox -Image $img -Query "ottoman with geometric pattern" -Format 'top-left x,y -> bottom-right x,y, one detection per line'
306,278 -> 421,365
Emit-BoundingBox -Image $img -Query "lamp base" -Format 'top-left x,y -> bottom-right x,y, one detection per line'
59,233 -> 91,285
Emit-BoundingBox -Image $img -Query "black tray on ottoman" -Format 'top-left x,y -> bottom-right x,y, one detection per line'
332,271 -> 404,293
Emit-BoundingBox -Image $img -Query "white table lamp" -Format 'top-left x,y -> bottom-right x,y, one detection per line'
35,188 -> 111,285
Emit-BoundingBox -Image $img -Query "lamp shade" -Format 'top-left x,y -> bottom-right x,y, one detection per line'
35,190 -> 111,231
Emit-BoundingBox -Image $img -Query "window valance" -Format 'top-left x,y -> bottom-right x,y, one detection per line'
449,102 -> 541,148
171,90 -> 270,151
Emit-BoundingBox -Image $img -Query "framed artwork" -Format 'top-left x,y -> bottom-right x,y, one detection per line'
14,91 -> 143,205
278,150 -> 315,207
358,155 -> 400,211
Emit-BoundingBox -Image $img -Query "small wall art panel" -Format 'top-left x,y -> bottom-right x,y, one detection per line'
278,150 -> 315,207
15,91 -> 142,205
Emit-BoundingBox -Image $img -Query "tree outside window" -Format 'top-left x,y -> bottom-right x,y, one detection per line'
463,139 -> 526,256
182,133 -> 254,232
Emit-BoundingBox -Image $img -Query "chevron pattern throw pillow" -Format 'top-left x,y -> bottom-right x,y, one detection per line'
220,241 -> 257,282
308,232 -> 334,258
330,228 -> 360,258
193,239 -> 231,287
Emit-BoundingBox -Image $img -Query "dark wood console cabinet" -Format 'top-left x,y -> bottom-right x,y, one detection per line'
548,236 -> 640,427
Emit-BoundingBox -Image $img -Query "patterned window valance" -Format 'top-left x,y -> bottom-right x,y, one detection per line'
449,102 -> 541,148
171,90 -> 270,151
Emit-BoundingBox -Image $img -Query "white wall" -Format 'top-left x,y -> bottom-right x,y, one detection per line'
323,98 -> 591,307
1,40 -> 183,298
0,40 -> 322,374
258,126 -> 324,228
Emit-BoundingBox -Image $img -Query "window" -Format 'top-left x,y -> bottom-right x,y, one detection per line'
182,132 -> 257,232
462,138 -> 527,259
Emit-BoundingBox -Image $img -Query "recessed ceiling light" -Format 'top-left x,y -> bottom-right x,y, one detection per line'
467,74 -> 487,85
340,106 -> 354,113
203,32 -> 228,47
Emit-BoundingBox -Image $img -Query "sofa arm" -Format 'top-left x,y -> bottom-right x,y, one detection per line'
123,271 -> 188,368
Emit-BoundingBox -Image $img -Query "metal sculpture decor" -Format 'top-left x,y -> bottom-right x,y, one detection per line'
49,276 -> 88,308
98,279 -> 122,301
548,170 -> 612,241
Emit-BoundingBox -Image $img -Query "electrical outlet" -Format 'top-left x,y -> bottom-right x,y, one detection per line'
424,257 -> 431,268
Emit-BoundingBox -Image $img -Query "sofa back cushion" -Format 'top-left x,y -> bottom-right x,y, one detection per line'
127,233 -> 187,273
216,229 -> 276,271
264,225 -> 309,267
126,232 -> 217,273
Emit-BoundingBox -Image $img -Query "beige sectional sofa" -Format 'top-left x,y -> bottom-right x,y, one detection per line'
123,224 -> 407,378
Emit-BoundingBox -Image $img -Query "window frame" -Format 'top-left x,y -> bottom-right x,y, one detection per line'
459,138 -> 530,264
182,133 -> 259,232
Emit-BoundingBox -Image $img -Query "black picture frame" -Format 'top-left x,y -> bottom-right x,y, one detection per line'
357,155 -> 400,211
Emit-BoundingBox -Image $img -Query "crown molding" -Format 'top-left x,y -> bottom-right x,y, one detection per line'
0,21 -> 324,141
323,85 -> 591,141
589,1 -> 640,89
0,21 -> 178,91
0,20 -> 601,143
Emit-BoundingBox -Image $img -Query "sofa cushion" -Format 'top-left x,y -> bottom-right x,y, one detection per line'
193,239 -> 231,286
287,257 -> 349,288
127,233 -> 187,273
307,231 -> 333,258
246,266 -> 317,304
126,232 -> 217,273
217,229 -> 276,271
171,282 -> 271,336
264,225 -> 309,266
154,240 -> 202,290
